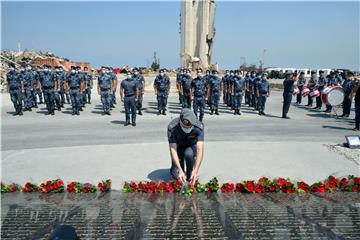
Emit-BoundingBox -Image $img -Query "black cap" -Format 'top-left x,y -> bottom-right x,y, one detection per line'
180,108 -> 197,126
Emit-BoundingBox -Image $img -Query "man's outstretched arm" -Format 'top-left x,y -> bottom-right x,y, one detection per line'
189,141 -> 204,185
169,143 -> 187,184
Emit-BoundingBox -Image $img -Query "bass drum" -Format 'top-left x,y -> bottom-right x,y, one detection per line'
321,86 -> 344,106
309,90 -> 320,98
301,87 -> 310,96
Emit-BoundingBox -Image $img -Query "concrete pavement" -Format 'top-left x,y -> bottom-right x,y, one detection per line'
1,87 -> 359,189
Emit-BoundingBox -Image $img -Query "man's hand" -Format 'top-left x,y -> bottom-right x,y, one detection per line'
121,97 -> 124,102
189,170 -> 197,186
178,170 -> 187,184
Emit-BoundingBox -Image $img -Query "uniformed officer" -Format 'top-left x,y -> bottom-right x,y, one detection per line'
7,64 -> 24,115
253,73 -> 262,110
153,69 -> 170,115
168,108 -> 205,185
222,70 -> 229,105
282,72 -> 297,119
203,70 -> 213,110
83,66 -> 93,104
324,72 -> 339,113
340,72 -> 355,118
232,71 -> 245,115
191,68 -> 208,122
180,69 -> 193,109
53,66 -> 63,111
305,72 -> 317,107
208,70 -> 222,115
34,66 -> 44,104
248,71 -> 256,108
244,72 -> 250,105
176,68 -> 184,105
109,67 -> 118,108
120,71 -> 139,126
296,72 -> 306,104
76,67 -> 86,110
97,67 -> 113,115
21,64 -> 34,111
39,65 -> 56,115
335,71 -> 343,85
311,70 -> 326,109
30,66 -> 40,108
228,70 -> 235,109
65,66 -> 82,115
133,68 -> 145,115
352,76 -> 360,131
256,73 -> 270,115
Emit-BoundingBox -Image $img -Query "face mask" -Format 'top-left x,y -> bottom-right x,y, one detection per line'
71,70 -> 76,74
26,67 -> 31,71
181,126 -> 193,134
160,73 -> 164,76
134,72 -> 139,75
230,73 -> 234,76
56,69 -> 60,72
197,73 -> 202,77
127,75 -> 132,79
251,74 -> 255,77
187,73 -> 191,76
9,67 -> 15,71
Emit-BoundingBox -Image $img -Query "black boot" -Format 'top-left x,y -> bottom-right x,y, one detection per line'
158,110 -> 161,115
215,110 -> 219,115
210,110 -> 214,115
124,121 -> 130,126
162,110 -> 166,115
132,122 -> 136,127
138,110 -> 143,115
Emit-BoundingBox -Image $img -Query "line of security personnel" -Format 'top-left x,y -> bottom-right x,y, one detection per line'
6,63 -> 93,116
175,69 -> 274,117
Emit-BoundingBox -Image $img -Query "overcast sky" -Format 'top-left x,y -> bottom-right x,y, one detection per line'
2,1 -> 359,70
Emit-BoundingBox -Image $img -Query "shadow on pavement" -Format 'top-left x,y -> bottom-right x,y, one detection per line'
148,168 -> 173,182
111,120 -> 127,125
322,125 -> 354,131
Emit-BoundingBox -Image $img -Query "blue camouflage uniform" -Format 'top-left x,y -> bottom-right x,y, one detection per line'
77,71 -> 85,108
66,72 -> 82,115
176,72 -> 183,104
110,71 -> 117,107
233,75 -> 245,114
209,75 -> 222,114
282,77 -> 295,118
228,74 -> 235,109
204,73 -> 213,108
248,74 -> 256,107
342,78 -> 354,117
98,72 -> 112,114
253,75 -> 261,110
154,74 -> 170,113
54,69 -> 67,106
191,76 -> 208,121
257,78 -> 270,114
222,73 -> 229,105
83,72 -> 92,104
7,70 -> 23,115
181,74 -> 193,108
40,70 -> 56,114
21,70 -> 35,110
121,76 -> 138,124
134,73 -> 145,112
31,70 -> 40,108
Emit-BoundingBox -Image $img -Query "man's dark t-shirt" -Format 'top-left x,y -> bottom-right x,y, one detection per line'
355,86 -> 360,104
167,118 -> 204,148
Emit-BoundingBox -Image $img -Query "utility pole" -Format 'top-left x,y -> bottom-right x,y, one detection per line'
18,42 -> 21,52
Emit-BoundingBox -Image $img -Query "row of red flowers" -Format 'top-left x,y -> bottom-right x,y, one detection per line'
122,176 -> 360,196
1,179 -> 111,193
1,176 -> 359,194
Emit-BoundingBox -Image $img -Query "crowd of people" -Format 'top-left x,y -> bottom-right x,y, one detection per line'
5,63 -> 360,130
